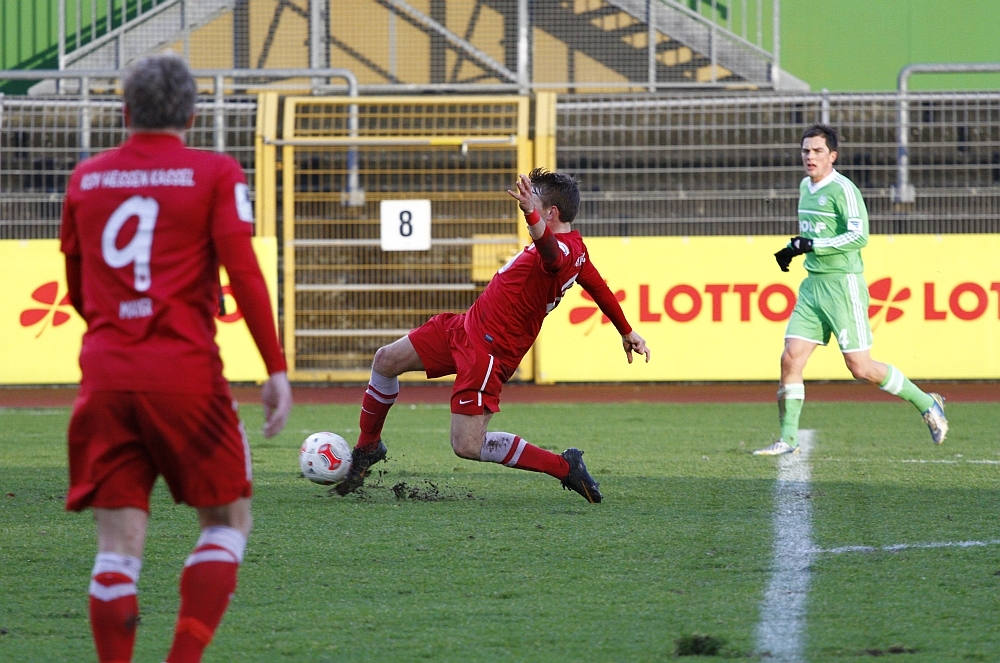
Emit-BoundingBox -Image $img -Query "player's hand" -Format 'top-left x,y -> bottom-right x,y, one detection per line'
774,247 -> 796,272
774,237 -> 813,272
622,331 -> 650,364
261,370 -> 292,438
506,173 -> 534,213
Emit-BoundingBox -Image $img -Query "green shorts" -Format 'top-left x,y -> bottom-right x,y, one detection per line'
785,272 -> 873,353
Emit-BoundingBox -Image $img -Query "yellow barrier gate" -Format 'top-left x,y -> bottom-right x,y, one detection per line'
272,95 -> 535,381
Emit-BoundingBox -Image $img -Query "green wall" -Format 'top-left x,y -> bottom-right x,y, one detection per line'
1,0 -> 58,92
2,0 -> 999,92
782,0 -> 1000,91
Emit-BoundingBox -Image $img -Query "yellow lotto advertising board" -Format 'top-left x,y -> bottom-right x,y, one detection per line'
0,238 -> 278,384
536,234 -> 1000,382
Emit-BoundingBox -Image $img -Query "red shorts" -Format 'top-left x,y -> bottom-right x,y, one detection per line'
408,312 -> 515,415
66,390 -> 252,512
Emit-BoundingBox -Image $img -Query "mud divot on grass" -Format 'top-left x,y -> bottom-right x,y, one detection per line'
325,458 -> 479,501
861,645 -> 918,656
675,633 -> 725,656
390,479 -> 476,502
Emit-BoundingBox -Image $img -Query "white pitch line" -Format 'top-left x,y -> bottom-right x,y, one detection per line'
756,430 -> 815,663
815,458 -> 1000,465
817,538 -> 1000,555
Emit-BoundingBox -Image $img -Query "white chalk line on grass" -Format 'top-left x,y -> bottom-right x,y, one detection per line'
755,429 -> 814,663
816,458 -> 1000,465
754,434 -> 999,660
816,538 -> 1000,555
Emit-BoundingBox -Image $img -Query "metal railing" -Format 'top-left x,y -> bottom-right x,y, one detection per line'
5,71 -> 1000,244
893,62 -> 1000,203
41,0 -> 794,92
276,94 -> 533,380
557,90 -> 1000,236
0,67 -> 358,239
57,0 -> 236,70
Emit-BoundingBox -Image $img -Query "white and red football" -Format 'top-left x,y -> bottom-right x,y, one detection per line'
299,432 -> 352,485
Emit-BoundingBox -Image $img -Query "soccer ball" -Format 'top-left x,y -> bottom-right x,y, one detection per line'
299,432 -> 353,485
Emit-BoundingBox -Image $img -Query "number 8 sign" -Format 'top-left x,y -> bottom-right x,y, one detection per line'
380,199 -> 431,251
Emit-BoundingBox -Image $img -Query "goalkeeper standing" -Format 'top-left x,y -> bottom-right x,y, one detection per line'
753,124 -> 948,455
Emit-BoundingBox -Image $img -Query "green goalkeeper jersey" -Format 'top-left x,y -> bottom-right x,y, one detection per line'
796,169 -> 868,275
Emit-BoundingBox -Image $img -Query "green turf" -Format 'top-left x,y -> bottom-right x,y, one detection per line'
0,399 -> 998,661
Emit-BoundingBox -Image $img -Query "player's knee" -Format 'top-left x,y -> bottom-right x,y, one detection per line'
450,433 -> 481,460
781,349 -> 804,374
371,345 -> 393,374
846,359 -> 876,383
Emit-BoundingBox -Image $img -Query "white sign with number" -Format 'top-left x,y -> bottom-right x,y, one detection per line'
380,199 -> 431,251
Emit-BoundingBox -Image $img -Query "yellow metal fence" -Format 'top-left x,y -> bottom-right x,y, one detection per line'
256,94 -> 547,381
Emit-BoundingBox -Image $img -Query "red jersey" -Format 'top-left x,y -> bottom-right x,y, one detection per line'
60,133 -> 285,394
465,227 -> 630,365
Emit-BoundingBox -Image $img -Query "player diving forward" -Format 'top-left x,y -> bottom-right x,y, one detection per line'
334,168 -> 650,502
754,124 -> 947,455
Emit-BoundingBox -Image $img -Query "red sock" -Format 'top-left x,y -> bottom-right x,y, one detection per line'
166,527 -> 245,663
501,436 -> 570,479
88,553 -> 142,663
358,383 -> 397,448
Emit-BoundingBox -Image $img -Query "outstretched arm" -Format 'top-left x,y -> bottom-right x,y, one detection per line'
507,173 -> 543,240
507,173 -> 564,272
578,260 -> 650,363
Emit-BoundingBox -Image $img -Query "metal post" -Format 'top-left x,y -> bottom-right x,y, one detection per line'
771,0 -> 780,89
0,92 -> 3,205
647,0 -> 656,93
310,0 -> 324,89
58,0 -> 66,91
821,88 -> 829,125
76,0 -> 82,52
182,0 -> 190,64
56,0 -> 69,68
80,76 -> 91,160
91,0 -> 97,48
345,77 -> 363,206
710,0 -> 717,83
388,9 -> 397,81
517,0 -> 529,94
214,74 -> 225,152
892,62 -> 1000,203
894,87 -> 914,203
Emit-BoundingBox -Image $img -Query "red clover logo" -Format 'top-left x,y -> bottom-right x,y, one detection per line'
867,277 -> 910,329
20,282 -> 74,338
569,288 -> 626,335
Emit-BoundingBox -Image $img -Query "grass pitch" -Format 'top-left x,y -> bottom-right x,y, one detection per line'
1,398 -> 999,661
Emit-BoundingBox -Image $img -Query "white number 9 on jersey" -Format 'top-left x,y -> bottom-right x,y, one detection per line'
102,195 -> 159,292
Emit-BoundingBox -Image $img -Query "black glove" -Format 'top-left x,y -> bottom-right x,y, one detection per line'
789,236 -> 813,253
773,237 -> 814,272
